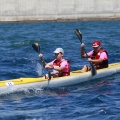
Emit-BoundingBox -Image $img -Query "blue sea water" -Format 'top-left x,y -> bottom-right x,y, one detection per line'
0,20 -> 120,120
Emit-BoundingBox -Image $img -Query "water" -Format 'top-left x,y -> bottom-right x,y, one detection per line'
0,20 -> 120,120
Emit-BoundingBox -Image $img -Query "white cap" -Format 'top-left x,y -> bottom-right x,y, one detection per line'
54,48 -> 64,54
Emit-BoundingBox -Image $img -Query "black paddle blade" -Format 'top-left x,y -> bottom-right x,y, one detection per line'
90,62 -> 97,76
75,29 -> 82,43
32,43 -> 40,53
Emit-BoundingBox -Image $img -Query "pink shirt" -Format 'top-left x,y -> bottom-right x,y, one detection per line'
87,50 -> 108,60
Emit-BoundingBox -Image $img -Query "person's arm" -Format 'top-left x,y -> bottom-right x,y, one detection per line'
88,58 -> 103,64
53,60 -> 67,71
45,64 -> 64,72
44,60 -> 53,69
88,52 -> 107,64
45,60 -> 66,71
81,43 -> 87,58
45,63 -> 53,69
53,66 -> 64,71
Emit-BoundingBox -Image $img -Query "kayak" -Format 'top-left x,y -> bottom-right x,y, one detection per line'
0,62 -> 120,94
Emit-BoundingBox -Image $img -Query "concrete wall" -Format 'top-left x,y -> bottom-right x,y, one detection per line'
0,0 -> 120,22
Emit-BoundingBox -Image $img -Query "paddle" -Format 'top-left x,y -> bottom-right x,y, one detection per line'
74,29 -> 97,76
32,43 -> 51,80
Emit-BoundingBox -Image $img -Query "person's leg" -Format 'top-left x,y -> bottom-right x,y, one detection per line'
44,72 -> 59,79
81,65 -> 91,72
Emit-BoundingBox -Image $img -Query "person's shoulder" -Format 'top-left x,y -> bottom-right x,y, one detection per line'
61,59 -> 68,63
48,59 -> 56,64
100,51 -> 107,55
61,59 -> 66,62
87,50 -> 94,56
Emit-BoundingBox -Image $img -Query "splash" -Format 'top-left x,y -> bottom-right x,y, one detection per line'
36,63 -> 43,76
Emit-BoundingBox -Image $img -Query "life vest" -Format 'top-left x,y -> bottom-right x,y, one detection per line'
53,59 -> 70,77
91,48 -> 108,69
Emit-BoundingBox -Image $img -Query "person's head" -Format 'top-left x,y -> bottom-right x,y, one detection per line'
92,40 -> 101,52
53,48 -> 64,60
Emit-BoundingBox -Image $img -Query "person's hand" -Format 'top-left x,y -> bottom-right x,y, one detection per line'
39,53 -> 43,58
81,43 -> 85,47
88,58 -> 92,62
45,64 -> 53,69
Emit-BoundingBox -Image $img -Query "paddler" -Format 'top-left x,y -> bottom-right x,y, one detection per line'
39,48 -> 70,78
80,40 -> 108,72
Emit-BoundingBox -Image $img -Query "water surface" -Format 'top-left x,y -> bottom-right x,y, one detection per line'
0,20 -> 120,120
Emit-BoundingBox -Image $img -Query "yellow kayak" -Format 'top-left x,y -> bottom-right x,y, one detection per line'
0,62 -> 120,94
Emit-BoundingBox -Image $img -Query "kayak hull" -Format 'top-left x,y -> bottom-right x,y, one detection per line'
0,62 -> 120,94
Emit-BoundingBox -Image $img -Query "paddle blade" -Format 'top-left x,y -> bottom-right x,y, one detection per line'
32,43 -> 40,53
90,62 -> 97,76
75,29 -> 82,43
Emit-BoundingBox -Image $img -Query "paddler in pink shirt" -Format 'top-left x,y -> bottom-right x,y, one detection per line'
39,48 -> 70,79
80,40 -> 108,72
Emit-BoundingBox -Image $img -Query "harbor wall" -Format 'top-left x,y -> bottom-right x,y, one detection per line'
0,0 -> 120,22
